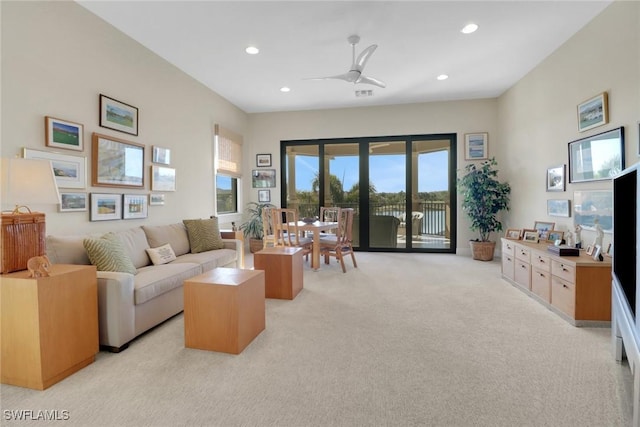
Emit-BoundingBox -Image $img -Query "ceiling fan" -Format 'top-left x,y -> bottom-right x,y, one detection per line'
309,35 -> 386,88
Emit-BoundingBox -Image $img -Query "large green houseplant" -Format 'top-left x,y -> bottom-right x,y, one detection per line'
458,157 -> 511,261
239,201 -> 275,253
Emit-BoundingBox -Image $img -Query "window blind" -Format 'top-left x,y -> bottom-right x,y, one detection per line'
215,124 -> 242,178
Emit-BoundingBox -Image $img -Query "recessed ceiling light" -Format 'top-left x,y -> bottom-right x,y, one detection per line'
280,87 -> 291,93
461,23 -> 478,34
437,74 -> 449,81
245,46 -> 259,55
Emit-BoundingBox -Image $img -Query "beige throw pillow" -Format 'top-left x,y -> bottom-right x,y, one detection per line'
145,243 -> 177,265
83,233 -> 137,275
182,217 -> 225,253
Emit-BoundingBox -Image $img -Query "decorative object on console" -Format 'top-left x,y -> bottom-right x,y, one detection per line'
546,244 -> 579,256
464,132 -> 488,160
577,92 -> 608,132
574,224 -> 582,249
27,255 -> 51,278
99,94 -> 138,136
569,127 -> 624,183
1,158 -> 60,274
547,230 -> 564,243
457,157 -> 510,261
592,218 -> 604,247
92,133 -> 144,188
45,116 -> 84,151
546,164 -> 565,192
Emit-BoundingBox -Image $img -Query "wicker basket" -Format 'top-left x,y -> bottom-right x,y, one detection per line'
1,213 -> 46,274
469,240 -> 496,261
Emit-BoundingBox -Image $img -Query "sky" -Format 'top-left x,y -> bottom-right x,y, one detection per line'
294,150 -> 449,193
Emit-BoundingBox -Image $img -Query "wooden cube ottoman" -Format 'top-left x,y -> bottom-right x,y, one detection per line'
253,246 -> 303,300
184,268 -> 265,354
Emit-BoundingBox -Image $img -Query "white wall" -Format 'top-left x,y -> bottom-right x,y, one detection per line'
1,1 -> 248,235
246,99 -> 499,250
496,0 -> 640,249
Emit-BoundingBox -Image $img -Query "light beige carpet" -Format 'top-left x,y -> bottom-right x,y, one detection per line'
0,252 -> 633,426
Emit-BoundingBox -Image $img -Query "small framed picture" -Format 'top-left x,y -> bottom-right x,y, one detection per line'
151,165 -> 176,191
123,194 -> 148,220
605,243 -> 612,256
577,92 -> 608,133
464,133 -> 488,160
256,153 -> 272,167
45,116 -> 84,151
152,146 -> 171,165
90,193 -> 122,221
546,165 -> 565,192
59,192 -> 88,212
99,94 -> 138,136
592,245 -> 602,260
258,189 -> 271,203
586,245 -> 594,256
149,193 -> 165,206
547,199 -> 571,217
523,231 -> 539,243
252,169 -> 276,188
547,230 -> 564,243
505,228 -> 521,240
534,221 -> 555,241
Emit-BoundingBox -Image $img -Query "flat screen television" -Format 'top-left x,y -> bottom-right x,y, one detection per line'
613,163 -> 637,317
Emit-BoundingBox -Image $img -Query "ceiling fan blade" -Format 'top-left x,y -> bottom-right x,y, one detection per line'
306,71 -> 360,83
356,74 -> 386,88
354,44 -> 377,72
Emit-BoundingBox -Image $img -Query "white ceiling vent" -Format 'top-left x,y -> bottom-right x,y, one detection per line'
355,89 -> 373,97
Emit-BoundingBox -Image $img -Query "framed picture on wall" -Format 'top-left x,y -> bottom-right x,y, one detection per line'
256,154 -> 272,167
59,192 -> 88,212
577,92 -> 608,132
45,116 -> 84,151
92,133 -> 144,188
258,189 -> 271,203
152,146 -> 171,165
464,133 -> 488,160
252,169 -> 276,188
99,94 -> 139,136
547,199 -> 570,217
151,165 -> 176,191
568,127 -> 624,183
23,147 -> 87,189
123,194 -> 148,219
90,193 -> 122,221
546,164 -> 565,192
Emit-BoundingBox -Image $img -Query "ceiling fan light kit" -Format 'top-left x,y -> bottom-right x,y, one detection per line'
309,34 -> 386,89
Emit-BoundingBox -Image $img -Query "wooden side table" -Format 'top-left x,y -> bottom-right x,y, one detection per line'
184,268 -> 265,354
220,229 -> 245,268
1,264 -> 99,390
254,247 -> 304,300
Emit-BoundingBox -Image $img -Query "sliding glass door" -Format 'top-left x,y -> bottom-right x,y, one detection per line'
281,133 -> 456,253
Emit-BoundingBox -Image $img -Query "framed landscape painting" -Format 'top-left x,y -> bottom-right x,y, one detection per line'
464,133 -> 488,160
23,147 -> 86,189
99,94 -> 139,136
577,92 -> 608,132
45,116 -> 84,151
90,193 -> 122,221
92,133 -> 144,188
151,165 -> 176,191
59,192 -> 88,212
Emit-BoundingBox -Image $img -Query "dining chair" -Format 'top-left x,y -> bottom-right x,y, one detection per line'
319,208 -> 357,273
271,208 -> 313,256
262,206 -> 277,249
320,206 -> 341,222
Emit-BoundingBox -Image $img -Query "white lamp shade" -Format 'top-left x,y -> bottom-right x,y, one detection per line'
2,158 -> 61,208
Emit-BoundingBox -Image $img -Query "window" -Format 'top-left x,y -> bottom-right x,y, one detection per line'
215,124 -> 242,214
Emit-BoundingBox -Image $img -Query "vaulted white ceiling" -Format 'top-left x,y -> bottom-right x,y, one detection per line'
77,1 -> 612,114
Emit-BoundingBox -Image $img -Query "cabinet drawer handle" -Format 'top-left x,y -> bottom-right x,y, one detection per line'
539,259 -> 545,263
538,273 -> 545,277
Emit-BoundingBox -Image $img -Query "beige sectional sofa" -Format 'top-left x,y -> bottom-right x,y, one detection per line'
45,222 -> 242,352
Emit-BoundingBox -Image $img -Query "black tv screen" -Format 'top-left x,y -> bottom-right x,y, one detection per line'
613,166 -> 637,316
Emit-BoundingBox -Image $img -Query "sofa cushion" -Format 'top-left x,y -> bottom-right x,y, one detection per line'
172,249 -> 237,272
142,223 -> 191,256
182,217 -> 225,253
146,243 -> 177,265
112,227 -> 151,269
134,262 -> 201,305
46,235 -> 92,265
83,233 -> 137,275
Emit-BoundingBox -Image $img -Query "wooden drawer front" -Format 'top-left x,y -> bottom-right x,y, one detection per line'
502,240 -> 515,256
531,267 -> 551,302
552,260 -> 576,283
515,245 -> 531,262
531,252 -> 551,272
514,260 -> 531,290
551,276 -> 576,317
502,255 -> 515,280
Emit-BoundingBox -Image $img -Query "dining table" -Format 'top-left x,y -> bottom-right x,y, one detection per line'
293,220 -> 338,270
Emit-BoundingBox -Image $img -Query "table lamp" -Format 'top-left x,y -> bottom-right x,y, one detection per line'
1,157 -> 61,273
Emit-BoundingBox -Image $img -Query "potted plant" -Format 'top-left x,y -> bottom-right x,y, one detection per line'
239,201 -> 275,253
457,157 -> 511,261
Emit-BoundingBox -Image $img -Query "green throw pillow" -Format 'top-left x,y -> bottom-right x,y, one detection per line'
83,233 -> 137,275
183,217 -> 225,253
